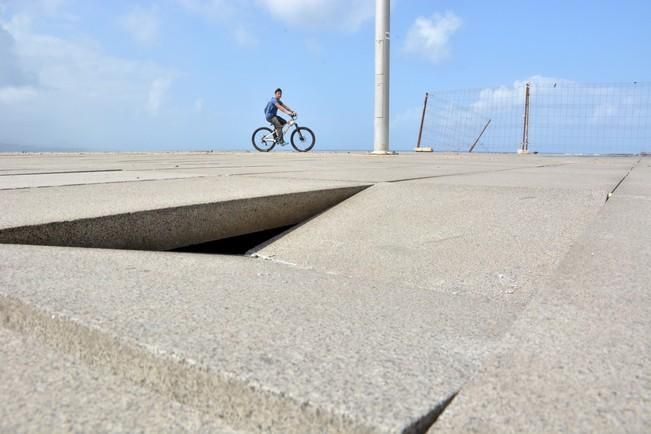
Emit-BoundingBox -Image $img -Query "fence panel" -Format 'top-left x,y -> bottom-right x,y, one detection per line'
420,82 -> 650,154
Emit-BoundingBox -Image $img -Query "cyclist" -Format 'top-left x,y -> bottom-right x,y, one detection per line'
264,88 -> 296,144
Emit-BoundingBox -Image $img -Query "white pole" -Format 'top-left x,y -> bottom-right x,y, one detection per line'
373,0 -> 390,154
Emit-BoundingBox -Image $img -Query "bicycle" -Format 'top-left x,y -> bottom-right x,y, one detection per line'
251,114 -> 316,152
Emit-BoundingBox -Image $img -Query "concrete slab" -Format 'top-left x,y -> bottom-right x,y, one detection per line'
1,243 -> 524,434
0,170 -> 203,190
0,174 -> 366,228
0,174 -> 368,251
255,180 -> 608,304
239,164 -> 518,183
0,183 -> 366,251
128,157 -> 525,183
424,163 -> 634,195
0,327 -> 242,433
1,151 -> 635,184
0,157 -> 337,180
0,152 -> 337,178
0,152 -> 646,433
235,153 -> 572,183
431,189 -> 651,432
617,156 -> 651,198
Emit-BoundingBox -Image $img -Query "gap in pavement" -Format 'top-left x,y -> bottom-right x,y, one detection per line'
406,391 -> 459,434
172,224 -> 295,255
0,186 -> 368,252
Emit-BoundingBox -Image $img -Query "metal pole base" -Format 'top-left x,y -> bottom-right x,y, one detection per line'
370,150 -> 398,155
414,147 -> 433,152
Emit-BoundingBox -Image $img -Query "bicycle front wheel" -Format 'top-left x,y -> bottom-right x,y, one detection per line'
252,127 -> 276,152
290,127 -> 316,152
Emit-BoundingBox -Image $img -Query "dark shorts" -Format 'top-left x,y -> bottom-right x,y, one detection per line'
268,116 -> 286,129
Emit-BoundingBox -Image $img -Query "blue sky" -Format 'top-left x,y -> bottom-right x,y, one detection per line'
1,0 -> 649,152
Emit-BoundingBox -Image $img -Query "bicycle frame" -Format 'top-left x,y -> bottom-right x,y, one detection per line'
262,116 -> 300,145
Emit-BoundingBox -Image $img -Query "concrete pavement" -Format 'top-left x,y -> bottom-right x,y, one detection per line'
0,152 -> 648,433
431,160 -> 651,433
0,327 -> 242,434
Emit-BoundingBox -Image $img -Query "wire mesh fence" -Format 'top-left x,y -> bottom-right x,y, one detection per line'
419,81 -> 651,154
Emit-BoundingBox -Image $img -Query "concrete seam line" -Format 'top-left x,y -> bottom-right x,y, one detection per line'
0,169 -> 123,177
235,174 -> 377,184
228,169 -> 311,176
0,175 -> 210,191
386,163 -> 568,184
606,157 -> 641,202
0,294 -> 383,434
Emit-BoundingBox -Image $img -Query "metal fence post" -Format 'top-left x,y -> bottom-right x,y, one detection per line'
519,82 -> 530,154
414,92 -> 432,152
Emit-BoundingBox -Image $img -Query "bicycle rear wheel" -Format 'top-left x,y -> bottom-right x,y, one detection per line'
290,127 -> 316,152
252,127 -> 276,152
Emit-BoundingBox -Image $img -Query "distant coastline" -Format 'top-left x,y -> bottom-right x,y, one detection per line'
0,143 -> 87,153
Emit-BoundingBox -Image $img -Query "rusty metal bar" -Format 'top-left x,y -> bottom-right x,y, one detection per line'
416,92 -> 429,149
469,119 -> 491,152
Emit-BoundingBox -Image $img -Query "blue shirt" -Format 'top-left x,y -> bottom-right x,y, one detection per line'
265,97 -> 281,120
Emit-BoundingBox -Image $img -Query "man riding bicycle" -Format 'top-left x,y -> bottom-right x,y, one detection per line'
264,88 -> 296,144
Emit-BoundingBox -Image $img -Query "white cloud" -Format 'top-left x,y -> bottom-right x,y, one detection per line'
1,0 -> 66,15
471,86 -> 521,113
0,85 -> 37,103
119,5 -> 160,46
404,11 -> 461,63
257,0 -> 374,32
427,76 -> 650,152
472,76 -> 575,113
4,9 -> 175,98
176,0 -> 373,47
591,103 -> 616,120
6,20 -> 172,101
0,9 -> 178,148
0,21 -> 37,87
512,75 -> 574,89
147,77 -> 172,116
2,0 -> 76,21
3,13 -> 32,34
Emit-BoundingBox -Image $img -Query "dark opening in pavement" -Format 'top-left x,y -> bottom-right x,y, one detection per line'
172,225 -> 295,255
